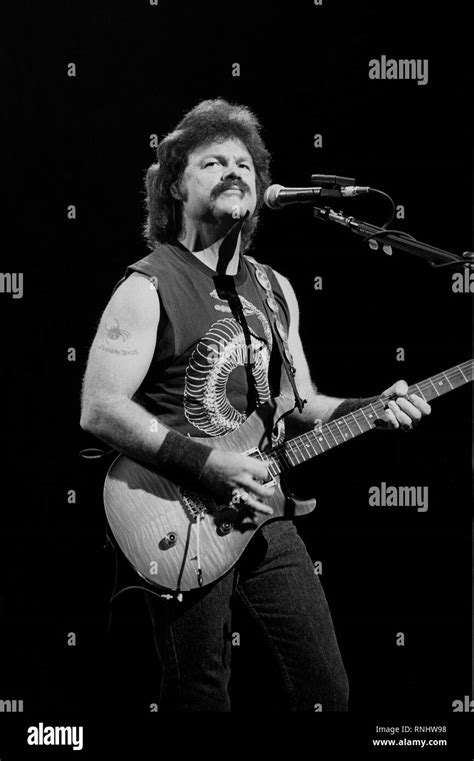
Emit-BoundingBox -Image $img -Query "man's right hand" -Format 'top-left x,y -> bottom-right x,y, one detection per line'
200,449 -> 275,516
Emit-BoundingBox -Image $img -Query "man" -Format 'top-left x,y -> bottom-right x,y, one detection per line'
80,98 -> 431,711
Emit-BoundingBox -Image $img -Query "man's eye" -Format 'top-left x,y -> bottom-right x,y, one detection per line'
204,161 -> 219,167
240,164 -> 251,170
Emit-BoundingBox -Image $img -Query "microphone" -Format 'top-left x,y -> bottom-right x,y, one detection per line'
263,183 -> 370,209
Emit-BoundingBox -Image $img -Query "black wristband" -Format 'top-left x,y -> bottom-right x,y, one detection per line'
156,430 -> 213,488
329,396 -> 380,422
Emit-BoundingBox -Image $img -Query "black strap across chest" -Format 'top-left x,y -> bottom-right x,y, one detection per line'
245,256 -> 306,414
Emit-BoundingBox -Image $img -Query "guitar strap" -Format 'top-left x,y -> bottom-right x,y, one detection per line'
245,255 -> 306,414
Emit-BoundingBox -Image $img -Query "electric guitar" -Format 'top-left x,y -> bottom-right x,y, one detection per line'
104,360 -> 472,592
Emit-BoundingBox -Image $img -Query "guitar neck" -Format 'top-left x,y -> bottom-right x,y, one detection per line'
266,360 -> 473,477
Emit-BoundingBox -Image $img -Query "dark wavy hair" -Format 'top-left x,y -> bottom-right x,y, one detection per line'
143,98 -> 271,252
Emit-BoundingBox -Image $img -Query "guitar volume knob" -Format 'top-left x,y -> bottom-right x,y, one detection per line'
217,522 -> 233,536
163,532 -> 177,546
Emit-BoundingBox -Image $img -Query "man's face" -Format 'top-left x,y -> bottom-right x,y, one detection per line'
177,138 -> 257,229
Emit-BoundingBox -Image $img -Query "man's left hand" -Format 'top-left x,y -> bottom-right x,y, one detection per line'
378,380 -> 431,430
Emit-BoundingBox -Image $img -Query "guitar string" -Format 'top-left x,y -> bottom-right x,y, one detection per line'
268,365 -> 469,472
262,362 -> 472,476
273,363 -> 472,467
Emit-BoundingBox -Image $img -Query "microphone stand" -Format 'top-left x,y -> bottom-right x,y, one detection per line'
312,206 -> 473,270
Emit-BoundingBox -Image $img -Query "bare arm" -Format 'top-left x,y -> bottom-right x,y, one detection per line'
80,272 -> 172,462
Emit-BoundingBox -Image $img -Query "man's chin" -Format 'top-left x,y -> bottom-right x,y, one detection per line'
212,201 -> 251,222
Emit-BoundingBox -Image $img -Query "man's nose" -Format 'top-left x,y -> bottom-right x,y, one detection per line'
222,163 -> 242,180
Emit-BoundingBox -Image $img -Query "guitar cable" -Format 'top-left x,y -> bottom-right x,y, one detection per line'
104,525 -> 183,636
196,513 -> 203,587
80,446 -> 185,630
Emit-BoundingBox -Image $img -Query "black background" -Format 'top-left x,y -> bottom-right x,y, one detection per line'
2,0 -> 472,756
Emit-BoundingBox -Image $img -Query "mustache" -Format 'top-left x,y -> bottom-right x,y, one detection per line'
211,179 -> 250,199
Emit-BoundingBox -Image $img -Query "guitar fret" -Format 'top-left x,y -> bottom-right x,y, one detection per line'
290,441 -> 304,464
293,441 -> 309,464
319,431 -> 332,450
297,436 -> 308,459
311,432 -> 326,454
366,403 -> 380,424
336,416 -> 354,440
327,423 -> 343,445
302,432 -> 318,460
314,431 -> 330,452
430,372 -> 451,391
458,365 -> 468,383
325,425 -> 339,446
298,438 -> 310,461
427,377 -> 440,396
443,372 -> 454,390
300,436 -> 312,460
413,383 -> 426,401
349,411 -> 363,433
285,447 -> 299,467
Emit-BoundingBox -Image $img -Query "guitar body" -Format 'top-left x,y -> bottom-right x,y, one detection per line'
103,395 -> 316,592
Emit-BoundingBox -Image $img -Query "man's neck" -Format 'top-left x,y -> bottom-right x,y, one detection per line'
178,218 -> 246,276
183,237 -> 241,276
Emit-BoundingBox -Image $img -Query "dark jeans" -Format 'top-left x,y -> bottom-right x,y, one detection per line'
144,519 -> 349,712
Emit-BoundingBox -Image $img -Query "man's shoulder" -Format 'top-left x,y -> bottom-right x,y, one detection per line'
110,245 -> 170,298
243,252 -> 294,326
243,253 -> 290,289
127,242 -> 176,271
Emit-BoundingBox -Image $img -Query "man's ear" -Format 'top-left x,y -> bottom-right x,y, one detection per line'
170,180 -> 183,200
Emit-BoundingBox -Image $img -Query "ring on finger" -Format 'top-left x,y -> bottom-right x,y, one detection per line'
240,490 -> 250,504
229,487 -> 250,507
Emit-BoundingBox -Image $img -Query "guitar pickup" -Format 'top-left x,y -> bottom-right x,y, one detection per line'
242,447 -> 277,487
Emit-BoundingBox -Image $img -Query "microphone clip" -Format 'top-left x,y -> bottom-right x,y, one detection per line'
311,174 -> 356,188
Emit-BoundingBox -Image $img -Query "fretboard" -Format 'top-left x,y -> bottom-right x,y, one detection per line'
266,360 -> 473,478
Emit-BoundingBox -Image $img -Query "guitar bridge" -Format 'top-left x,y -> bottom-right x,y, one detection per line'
243,447 -> 277,487
179,488 -> 207,522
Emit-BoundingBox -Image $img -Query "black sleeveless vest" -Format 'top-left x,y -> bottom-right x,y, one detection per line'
115,241 -> 290,438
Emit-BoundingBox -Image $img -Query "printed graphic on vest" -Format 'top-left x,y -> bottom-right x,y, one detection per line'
184,290 -> 283,442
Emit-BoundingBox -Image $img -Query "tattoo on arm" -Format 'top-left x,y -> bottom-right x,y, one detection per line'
98,317 -> 139,356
